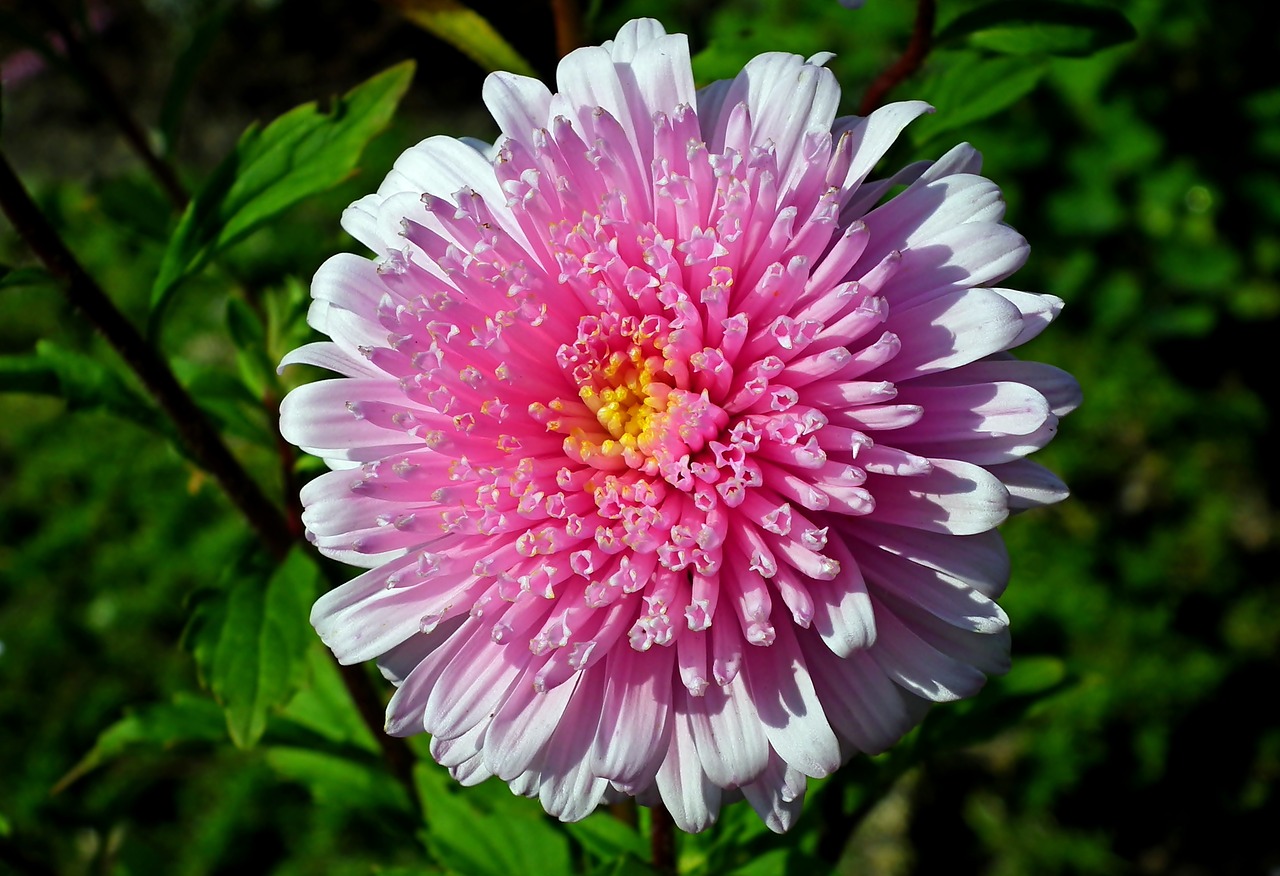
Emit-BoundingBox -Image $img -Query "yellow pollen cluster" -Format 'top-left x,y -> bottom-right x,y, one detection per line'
555,344 -> 674,466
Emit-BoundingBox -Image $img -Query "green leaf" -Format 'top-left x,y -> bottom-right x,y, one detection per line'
265,746 -> 414,815
225,297 -> 276,397
386,0 -> 537,77
150,61 -> 415,325
187,547 -> 320,748
909,52 -> 1048,145
938,1 -> 1137,58
565,811 -> 649,863
0,342 -> 171,437
53,694 -> 228,792
415,766 -> 574,876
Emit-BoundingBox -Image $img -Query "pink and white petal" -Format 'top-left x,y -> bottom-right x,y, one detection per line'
989,288 -> 1065,347
539,667 -> 610,822
741,619 -> 842,778
893,381 -> 1052,441
278,341 -> 383,379
378,624 -> 461,686
910,357 -> 1082,416
895,417 -> 1060,466
591,643 -> 676,787
850,522 -> 1011,599
483,71 -> 554,141
862,174 -> 1007,259
602,17 -> 669,60
867,603 -> 991,702
876,287 -> 1026,381
686,673 -> 770,788
655,697 -> 721,833
867,458 -> 1009,536
809,537 -> 876,657
740,755 -> 807,834
879,223 -> 1030,312
854,540 -> 1009,634
484,669 -> 580,782
988,459 -> 1070,510
799,636 -> 926,754
832,100 -> 934,193
279,379 -> 420,453
877,590 -> 1010,678
312,561 -> 478,666
422,619 -> 536,741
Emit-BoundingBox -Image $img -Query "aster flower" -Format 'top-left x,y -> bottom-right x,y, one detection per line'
279,18 -> 1079,832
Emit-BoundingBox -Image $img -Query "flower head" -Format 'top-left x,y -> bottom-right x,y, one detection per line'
279,18 -> 1079,832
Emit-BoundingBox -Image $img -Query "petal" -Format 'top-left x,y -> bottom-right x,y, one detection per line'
868,458 -> 1010,535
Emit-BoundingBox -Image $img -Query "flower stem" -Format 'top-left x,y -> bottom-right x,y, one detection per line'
549,0 -> 584,58
650,804 -> 677,876
0,149 -> 416,804
858,0 -> 936,116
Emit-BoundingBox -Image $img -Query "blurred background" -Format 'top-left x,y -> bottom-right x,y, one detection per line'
1,0 -> 1277,873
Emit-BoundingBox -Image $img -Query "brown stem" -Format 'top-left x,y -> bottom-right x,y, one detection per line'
650,804 -> 677,876
858,0 -> 936,116
549,0 -> 583,58
0,149 -> 417,802
39,3 -> 188,209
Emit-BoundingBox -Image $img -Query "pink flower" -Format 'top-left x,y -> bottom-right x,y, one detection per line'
279,18 -> 1079,832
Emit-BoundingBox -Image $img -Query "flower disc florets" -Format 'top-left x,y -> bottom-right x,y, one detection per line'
279,18 -> 1080,832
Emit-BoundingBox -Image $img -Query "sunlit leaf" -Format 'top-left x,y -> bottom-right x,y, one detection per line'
187,547 -> 320,748
938,1 -> 1137,57
415,766 -> 573,876
150,62 -> 415,326
909,51 -> 1048,145
382,0 -> 537,77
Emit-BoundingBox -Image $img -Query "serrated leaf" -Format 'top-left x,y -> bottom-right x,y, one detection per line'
265,746 -> 414,815
938,1 -> 1137,58
150,61 -> 414,324
53,694 -> 227,793
188,548 -> 320,748
415,766 -> 573,876
384,0 -> 537,77
909,52 -> 1048,145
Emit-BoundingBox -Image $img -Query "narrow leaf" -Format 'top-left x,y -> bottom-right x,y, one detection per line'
54,694 -> 227,792
938,1 -> 1137,58
150,61 -> 415,323
384,0 -> 538,77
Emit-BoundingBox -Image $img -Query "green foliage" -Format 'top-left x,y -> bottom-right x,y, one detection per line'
387,0 -> 539,78
415,766 -> 575,876
186,547 -> 320,747
936,1 -> 1137,58
150,61 -> 415,326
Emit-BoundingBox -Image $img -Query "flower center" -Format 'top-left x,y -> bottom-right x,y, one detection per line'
541,312 -> 728,483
